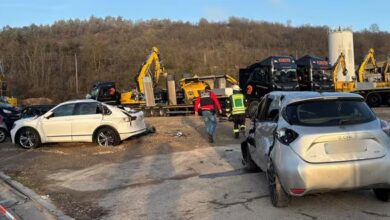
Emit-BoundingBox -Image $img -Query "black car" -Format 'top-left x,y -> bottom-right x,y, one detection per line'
0,103 -> 21,130
21,104 -> 55,118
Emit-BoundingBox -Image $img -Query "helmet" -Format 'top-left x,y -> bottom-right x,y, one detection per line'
232,85 -> 240,91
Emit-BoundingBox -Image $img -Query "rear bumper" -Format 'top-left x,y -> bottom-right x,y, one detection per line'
119,128 -> 147,140
274,143 -> 390,196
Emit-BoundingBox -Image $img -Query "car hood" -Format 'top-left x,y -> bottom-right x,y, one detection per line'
14,116 -> 39,126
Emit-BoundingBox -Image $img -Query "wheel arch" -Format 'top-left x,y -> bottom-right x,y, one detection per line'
15,126 -> 42,141
92,125 -> 120,142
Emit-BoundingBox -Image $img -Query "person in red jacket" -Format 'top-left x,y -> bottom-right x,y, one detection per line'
194,88 -> 222,143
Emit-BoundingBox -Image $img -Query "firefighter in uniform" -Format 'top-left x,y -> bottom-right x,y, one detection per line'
230,85 -> 246,138
194,87 -> 222,143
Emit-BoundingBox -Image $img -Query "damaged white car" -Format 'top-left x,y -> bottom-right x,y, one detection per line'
11,100 -> 147,148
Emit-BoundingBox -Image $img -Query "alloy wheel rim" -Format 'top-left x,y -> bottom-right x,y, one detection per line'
97,131 -> 115,147
19,130 -> 36,148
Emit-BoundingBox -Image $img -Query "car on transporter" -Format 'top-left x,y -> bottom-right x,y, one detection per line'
10,99 -> 147,149
241,91 -> 390,207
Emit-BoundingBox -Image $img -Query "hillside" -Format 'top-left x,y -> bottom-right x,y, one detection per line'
1,17 -> 390,101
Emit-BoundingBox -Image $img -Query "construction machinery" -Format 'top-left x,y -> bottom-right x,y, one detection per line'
296,55 -> 334,92
331,52 -> 356,92
179,74 -> 239,116
331,51 -> 390,107
89,47 -> 239,116
90,47 -> 164,106
179,74 -> 238,103
0,72 -> 17,107
356,48 -> 382,83
239,55 -> 299,116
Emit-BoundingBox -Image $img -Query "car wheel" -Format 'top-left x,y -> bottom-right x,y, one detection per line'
373,188 -> 390,202
241,141 -> 260,172
267,161 -> 290,207
95,127 -> 120,147
0,128 -> 8,143
16,128 -> 41,149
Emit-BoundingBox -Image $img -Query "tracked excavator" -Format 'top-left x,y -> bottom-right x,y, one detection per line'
332,52 -> 355,92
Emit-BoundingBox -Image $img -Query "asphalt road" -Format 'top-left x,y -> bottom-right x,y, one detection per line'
0,109 -> 390,219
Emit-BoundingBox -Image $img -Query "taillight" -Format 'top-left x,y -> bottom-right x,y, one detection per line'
276,128 -> 299,145
380,119 -> 390,137
290,188 -> 305,195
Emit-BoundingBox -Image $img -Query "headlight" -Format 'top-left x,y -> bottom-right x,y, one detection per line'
3,109 -> 12,114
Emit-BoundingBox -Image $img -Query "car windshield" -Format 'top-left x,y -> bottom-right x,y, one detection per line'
312,69 -> 332,82
272,69 -> 297,83
284,99 -> 376,126
0,103 -> 13,108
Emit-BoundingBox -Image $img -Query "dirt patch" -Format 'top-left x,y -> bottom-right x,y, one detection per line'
0,116 -> 242,219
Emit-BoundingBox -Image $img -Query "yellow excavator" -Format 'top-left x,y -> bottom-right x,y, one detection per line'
179,74 -> 239,103
332,52 -> 356,92
120,47 -> 165,105
356,48 -> 378,82
89,47 -> 165,105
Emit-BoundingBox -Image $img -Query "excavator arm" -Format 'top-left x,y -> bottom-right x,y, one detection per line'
332,52 -> 348,84
357,48 -> 377,82
135,47 -> 165,93
225,74 -> 239,85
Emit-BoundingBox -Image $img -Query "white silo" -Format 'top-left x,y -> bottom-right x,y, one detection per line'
328,27 -> 355,82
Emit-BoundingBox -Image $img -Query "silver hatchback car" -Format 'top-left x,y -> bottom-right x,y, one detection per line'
242,91 -> 390,207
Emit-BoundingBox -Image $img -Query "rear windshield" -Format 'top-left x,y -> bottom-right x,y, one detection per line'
284,99 -> 376,126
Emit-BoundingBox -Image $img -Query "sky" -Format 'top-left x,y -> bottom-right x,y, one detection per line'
0,0 -> 389,32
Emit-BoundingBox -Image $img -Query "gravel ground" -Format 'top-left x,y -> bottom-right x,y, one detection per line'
0,116 -> 243,219
0,108 -> 389,219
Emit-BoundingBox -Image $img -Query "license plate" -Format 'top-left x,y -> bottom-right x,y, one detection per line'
325,140 -> 367,154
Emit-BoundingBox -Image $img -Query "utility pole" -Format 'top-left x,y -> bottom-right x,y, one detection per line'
74,53 -> 79,95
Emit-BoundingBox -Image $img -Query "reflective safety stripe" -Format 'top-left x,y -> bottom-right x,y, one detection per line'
233,129 -> 240,133
232,93 -> 246,115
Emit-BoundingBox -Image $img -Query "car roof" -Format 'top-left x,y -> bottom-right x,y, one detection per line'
60,99 -> 99,105
267,91 -> 364,107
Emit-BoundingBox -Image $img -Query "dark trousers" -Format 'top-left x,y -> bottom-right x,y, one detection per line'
232,114 -> 246,133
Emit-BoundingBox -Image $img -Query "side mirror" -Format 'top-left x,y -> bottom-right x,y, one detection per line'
43,111 -> 53,119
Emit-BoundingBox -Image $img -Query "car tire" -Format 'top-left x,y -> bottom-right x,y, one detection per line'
241,141 -> 260,172
16,128 -> 41,149
366,93 -> 382,107
95,127 -> 120,147
267,161 -> 290,207
373,188 -> 390,202
0,128 -> 8,143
